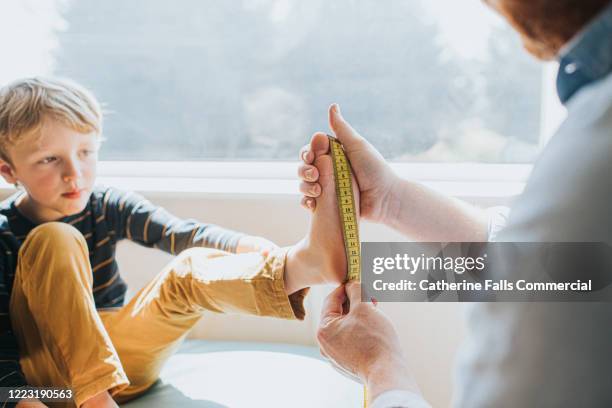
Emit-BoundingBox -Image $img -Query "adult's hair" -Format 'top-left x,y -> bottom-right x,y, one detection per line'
488,0 -> 611,58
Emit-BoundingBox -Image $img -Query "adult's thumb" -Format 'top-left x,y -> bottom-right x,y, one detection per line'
320,284 -> 347,324
345,281 -> 362,307
328,104 -> 364,148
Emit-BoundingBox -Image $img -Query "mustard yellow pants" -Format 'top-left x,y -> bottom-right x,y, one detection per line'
9,222 -> 307,408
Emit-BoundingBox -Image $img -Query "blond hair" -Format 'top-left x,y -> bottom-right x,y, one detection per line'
0,77 -> 102,163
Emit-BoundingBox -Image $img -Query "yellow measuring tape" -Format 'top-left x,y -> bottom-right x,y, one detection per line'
328,135 -> 361,282
328,135 -> 366,407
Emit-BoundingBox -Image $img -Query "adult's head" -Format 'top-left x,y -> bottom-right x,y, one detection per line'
483,0 -> 611,59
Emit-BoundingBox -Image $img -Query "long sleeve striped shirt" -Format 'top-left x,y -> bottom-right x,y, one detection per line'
0,186 -> 246,391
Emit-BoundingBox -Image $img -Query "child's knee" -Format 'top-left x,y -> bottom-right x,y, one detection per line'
19,222 -> 89,266
25,221 -> 85,247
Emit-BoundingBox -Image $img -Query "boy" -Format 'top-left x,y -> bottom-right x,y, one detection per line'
0,77 -> 351,408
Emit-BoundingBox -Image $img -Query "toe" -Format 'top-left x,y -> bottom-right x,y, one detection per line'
299,144 -> 314,164
310,132 -> 330,157
313,155 -> 334,188
300,181 -> 321,197
298,164 -> 319,182
301,196 -> 316,211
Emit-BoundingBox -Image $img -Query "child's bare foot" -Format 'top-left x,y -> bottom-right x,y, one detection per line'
284,135 -> 360,294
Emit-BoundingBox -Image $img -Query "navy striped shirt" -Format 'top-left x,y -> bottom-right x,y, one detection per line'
0,186 -> 245,388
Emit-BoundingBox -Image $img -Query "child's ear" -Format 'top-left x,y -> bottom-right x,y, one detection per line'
0,159 -> 18,185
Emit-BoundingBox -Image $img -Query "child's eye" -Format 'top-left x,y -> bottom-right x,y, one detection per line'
81,149 -> 97,157
38,156 -> 57,164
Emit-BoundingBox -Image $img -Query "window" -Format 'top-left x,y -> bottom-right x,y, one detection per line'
1,0 -> 544,163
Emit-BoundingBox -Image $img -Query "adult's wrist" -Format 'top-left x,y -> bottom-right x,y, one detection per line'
364,355 -> 421,404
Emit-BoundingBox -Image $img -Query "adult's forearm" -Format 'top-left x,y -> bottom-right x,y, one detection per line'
383,178 -> 489,242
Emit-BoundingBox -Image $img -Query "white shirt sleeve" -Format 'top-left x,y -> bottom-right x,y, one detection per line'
370,390 -> 432,408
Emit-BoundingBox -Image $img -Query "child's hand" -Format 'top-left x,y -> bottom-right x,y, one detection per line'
236,235 -> 279,256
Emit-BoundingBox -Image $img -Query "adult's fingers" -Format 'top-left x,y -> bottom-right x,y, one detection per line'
320,284 -> 347,324
345,281 -> 362,307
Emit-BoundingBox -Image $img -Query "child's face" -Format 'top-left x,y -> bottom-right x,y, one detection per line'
0,118 -> 99,222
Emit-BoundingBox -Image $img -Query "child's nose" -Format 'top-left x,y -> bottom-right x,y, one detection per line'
63,161 -> 82,182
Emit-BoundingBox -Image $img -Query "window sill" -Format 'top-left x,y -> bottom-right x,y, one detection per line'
0,161 -> 530,199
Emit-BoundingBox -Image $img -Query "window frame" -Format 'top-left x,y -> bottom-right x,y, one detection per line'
90,161 -> 532,198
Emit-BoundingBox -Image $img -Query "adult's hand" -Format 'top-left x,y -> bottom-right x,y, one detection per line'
298,104 -> 399,224
317,282 -> 421,404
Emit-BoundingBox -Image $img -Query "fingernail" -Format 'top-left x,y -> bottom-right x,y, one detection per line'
306,199 -> 314,209
311,185 -> 320,195
302,150 -> 310,161
305,168 -> 313,179
332,103 -> 341,116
